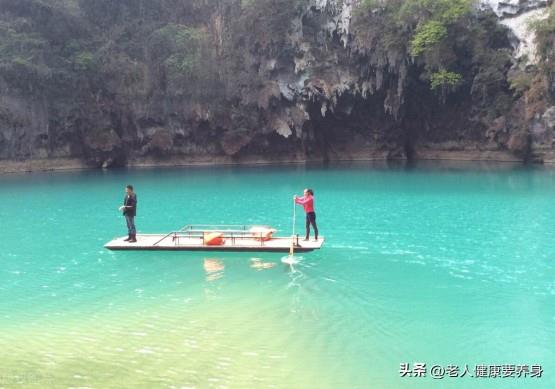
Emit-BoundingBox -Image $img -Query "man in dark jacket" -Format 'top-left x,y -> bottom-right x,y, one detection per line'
119,184 -> 137,243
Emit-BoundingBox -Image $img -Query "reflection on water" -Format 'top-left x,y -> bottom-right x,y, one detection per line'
203,257 -> 278,281
281,255 -> 304,275
250,258 -> 276,271
203,258 -> 225,282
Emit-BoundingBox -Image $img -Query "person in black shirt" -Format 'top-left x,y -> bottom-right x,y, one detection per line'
119,184 -> 137,243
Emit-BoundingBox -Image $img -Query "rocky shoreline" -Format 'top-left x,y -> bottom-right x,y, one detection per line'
2,1 -> 555,173
0,149 -> 541,175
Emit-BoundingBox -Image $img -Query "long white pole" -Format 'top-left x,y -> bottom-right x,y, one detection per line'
290,198 -> 296,256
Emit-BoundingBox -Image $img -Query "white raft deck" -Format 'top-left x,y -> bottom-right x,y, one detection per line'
104,225 -> 324,253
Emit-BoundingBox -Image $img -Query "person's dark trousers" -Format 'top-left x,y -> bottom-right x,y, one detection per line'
305,212 -> 318,240
125,215 -> 136,242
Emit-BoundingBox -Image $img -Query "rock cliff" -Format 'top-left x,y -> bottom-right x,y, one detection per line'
1,0 -> 555,172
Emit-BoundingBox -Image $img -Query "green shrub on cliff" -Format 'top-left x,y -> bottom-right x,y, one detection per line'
410,21 -> 448,56
405,0 -> 473,57
355,0 -> 513,106
397,0 -> 473,24
405,0 -> 474,92
533,3 -> 555,60
0,21 -> 48,67
0,18 -> 54,91
430,69 -> 462,90
71,51 -> 96,72
241,0 -> 256,8
533,3 -> 555,95
236,0 -> 302,48
430,69 -> 463,102
149,24 -> 206,76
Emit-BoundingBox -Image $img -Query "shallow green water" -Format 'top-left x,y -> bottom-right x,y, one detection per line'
0,163 -> 554,388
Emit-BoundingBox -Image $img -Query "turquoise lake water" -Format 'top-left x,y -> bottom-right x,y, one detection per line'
0,163 -> 554,388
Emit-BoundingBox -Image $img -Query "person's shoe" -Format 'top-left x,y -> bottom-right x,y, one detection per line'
303,238 -> 309,241
129,234 -> 137,243
123,235 -> 131,242
313,238 -> 318,242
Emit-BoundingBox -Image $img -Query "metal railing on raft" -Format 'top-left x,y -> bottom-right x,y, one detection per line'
152,224 -> 281,247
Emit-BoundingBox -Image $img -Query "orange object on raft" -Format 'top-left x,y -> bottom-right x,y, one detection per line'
204,232 -> 225,246
249,226 -> 276,241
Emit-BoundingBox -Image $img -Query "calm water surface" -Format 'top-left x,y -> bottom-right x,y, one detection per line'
0,163 -> 554,388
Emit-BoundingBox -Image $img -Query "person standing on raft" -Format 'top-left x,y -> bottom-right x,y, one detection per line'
119,184 -> 137,243
294,188 -> 318,241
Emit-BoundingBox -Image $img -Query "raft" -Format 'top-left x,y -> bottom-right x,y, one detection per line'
104,224 -> 324,253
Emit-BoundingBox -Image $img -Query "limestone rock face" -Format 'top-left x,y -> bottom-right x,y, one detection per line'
1,0 -> 555,170
221,129 -> 253,156
542,106 -> 555,130
83,128 -> 123,167
481,0 -> 550,64
481,0 -> 549,17
145,129 -> 174,155
508,131 -> 530,154
84,129 -> 121,153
